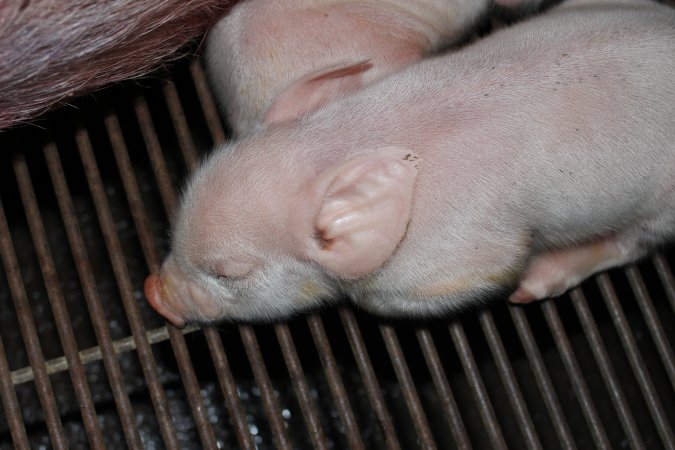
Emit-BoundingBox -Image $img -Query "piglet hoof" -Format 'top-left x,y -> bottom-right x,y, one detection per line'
508,253 -> 579,304
509,286 -> 539,304
509,281 -> 567,303
509,279 -> 568,304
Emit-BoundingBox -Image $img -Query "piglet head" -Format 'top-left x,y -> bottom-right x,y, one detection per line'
145,137 -> 420,325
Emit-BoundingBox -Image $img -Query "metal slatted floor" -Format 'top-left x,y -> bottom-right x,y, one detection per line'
0,57 -> 673,449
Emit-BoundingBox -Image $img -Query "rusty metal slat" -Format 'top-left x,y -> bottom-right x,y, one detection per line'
509,306 -> 577,449
43,142 -> 145,449
74,125 -> 181,450
275,324 -> 329,450
167,326 -> 220,449
540,301 -> 610,450
240,325 -> 293,450
449,322 -> 508,450
0,200 -> 68,450
203,330 -> 256,450
380,324 -> 437,450
306,314 -> 365,450
339,308 -> 402,450
162,80 -> 199,169
415,328 -> 472,449
596,274 -> 675,450
0,332 -> 30,449
189,60 -> 227,145
111,102 -> 218,449
13,156 -> 105,450
569,288 -> 644,449
160,76 -> 257,450
478,310 -> 542,450
103,112 -> 157,269
625,265 -> 675,389
652,254 -> 675,312
133,98 -> 176,216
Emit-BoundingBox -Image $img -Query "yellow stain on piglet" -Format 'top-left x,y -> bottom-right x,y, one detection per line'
485,267 -> 521,288
416,268 -> 520,299
416,276 -> 479,298
297,281 -> 324,303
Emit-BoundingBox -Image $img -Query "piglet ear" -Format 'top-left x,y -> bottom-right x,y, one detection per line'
264,60 -> 373,126
308,147 -> 420,279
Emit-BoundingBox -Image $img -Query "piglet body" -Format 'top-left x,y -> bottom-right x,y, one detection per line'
204,0 -> 543,135
147,0 -> 675,325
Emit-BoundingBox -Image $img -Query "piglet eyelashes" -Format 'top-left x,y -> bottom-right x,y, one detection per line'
213,258 -> 258,279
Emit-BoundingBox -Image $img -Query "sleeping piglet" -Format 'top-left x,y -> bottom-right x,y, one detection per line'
203,0 -> 544,135
145,0 -> 675,326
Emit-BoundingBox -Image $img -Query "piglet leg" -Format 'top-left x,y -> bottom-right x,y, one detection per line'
510,237 -> 640,303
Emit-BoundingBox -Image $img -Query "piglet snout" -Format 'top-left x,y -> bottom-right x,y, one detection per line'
144,273 -> 186,328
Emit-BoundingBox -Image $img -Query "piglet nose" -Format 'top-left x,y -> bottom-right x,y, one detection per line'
144,273 -> 186,328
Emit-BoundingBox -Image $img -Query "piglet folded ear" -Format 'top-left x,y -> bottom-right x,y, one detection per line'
308,147 -> 420,279
264,59 -> 373,126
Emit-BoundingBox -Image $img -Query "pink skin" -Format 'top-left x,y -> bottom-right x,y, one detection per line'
203,0 -> 519,135
146,0 -> 675,325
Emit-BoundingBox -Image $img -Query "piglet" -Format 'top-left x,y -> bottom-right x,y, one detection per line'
203,0 -> 545,135
146,0 -> 675,326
